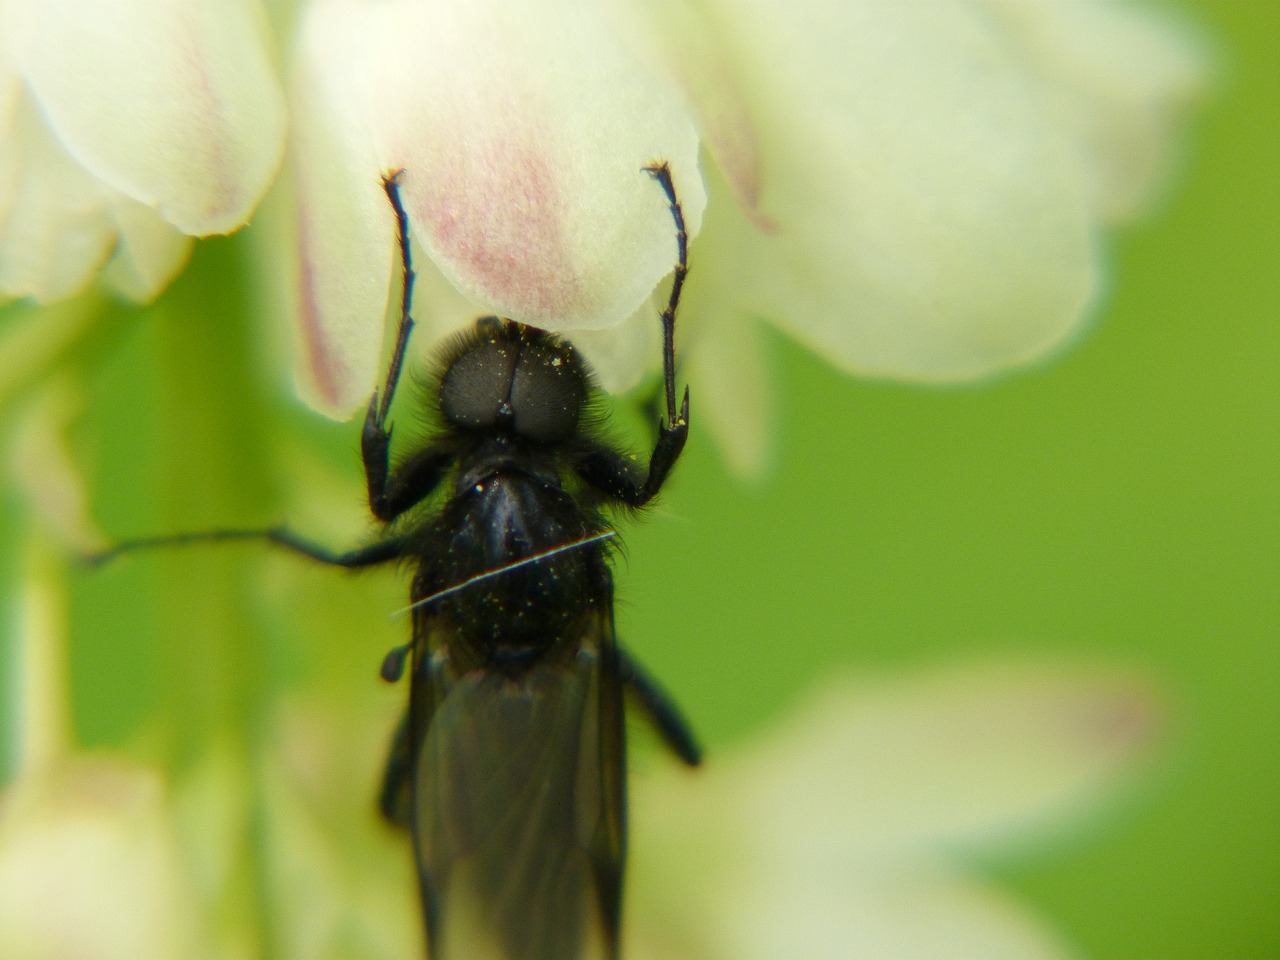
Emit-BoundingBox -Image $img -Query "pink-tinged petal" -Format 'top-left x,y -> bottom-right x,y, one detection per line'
0,105 -> 115,302
979,0 -> 1210,222
19,0 -> 285,236
689,0 -> 1103,382
101,196 -> 193,302
307,0 -> 704,336
289,4 -> 396,416
727,662 -> 1163,860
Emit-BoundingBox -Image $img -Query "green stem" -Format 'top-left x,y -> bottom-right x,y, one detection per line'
147,234 -> 284,955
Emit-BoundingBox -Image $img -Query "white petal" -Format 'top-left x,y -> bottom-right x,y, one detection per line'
979,0 -> 1210,221
686,0 -> 1103,381
629,663 -> 1129,960
19,0 -> 285,236
632,865 -> 1077,960
687,312 -> 771,479
572,295 -> 660,394
288,4 -> 396,415
609,0 -> 765,222
311,0 -> 704,335
768,869 -> 1076,960
0,761 -> 200,960
259,698 -> 426,959
682,166 -> 773,477
734,662 -> 1163,860
0,104 -> 115,302
0,104 -> 19,242
634,661 -> 1161,880
397,256 -> 494,371
101,196 -> 193,302
0,29 -> 17,138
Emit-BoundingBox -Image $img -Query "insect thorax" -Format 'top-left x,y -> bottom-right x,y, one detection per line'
412,456 -> 610,667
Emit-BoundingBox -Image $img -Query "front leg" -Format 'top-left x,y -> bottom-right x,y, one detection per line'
573,387 -> 689,508
363,397 -> 456,522
362,396 -> 395,516
577,162 -> 692,508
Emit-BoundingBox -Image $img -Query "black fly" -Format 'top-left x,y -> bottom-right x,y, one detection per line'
95,164 -> 700,959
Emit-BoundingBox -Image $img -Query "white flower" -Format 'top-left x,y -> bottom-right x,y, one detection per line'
289,0 -> 1206,472
0,1 -> 1206,470
626,660 -> 1162,960
0,758 -> 203,960
0,0 -> 285,303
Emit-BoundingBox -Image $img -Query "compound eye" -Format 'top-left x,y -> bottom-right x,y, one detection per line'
510,341 -> 585,443
439,338 -> 518,430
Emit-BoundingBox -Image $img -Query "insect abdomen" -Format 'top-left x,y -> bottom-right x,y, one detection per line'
417,658 -> 610,960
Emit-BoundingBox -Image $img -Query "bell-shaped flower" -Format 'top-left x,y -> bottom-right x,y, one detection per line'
289,0 -> 1206,471
0,0 -> 285,303
288,0 -> 705,415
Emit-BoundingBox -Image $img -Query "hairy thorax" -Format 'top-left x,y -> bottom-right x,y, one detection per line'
415,452 -> 609,668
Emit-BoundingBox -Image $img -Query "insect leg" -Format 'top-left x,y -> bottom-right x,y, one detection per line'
619,647 -> 702,767
88,527 -> 409,570
378,708 -> 413,826
371,168 -> 417,429
361,169 -> 442,523
572,163 -> 692,507
642,162 -> 689,430
364,435 -> 456,523
571,400 -> 688,507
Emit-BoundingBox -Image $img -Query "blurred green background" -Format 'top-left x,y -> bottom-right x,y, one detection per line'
645,3 -> 1279,954
630,2 -> 1277,954
2,0 -> 1275,957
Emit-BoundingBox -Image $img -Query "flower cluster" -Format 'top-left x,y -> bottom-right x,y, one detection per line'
0,2 -> 1207,957
1,0 -> 1204,469
0,0 -> 283,302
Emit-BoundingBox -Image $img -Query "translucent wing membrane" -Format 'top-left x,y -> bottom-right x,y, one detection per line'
393,609 -> 624,960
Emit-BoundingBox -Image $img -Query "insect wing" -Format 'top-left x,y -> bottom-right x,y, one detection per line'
406,611 -> 625,960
